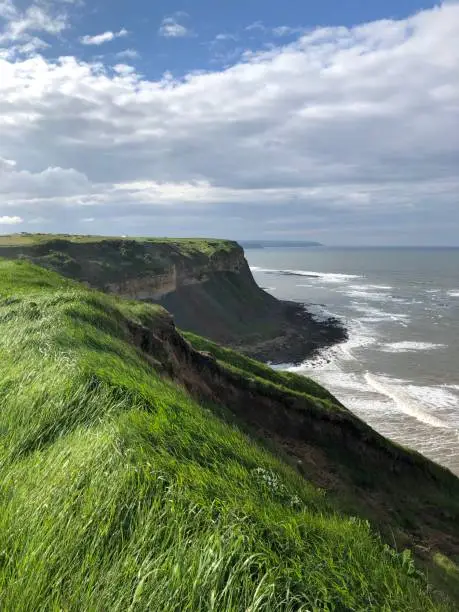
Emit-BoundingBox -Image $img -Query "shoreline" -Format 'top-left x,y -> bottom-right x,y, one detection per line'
283,314 -> 459,476
232,300 -> 348,365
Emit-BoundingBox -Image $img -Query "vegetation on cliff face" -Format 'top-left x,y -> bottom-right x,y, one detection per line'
0,258 -> 458,610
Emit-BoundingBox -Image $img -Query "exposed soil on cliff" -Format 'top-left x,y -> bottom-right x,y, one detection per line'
159,272 -> 347,365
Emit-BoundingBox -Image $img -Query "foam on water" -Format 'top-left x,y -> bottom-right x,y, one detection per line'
282,317 -> 459,470
250,267 -> 362,283
381,341 -> 446,353
363,284 -> 393,291
347,283 -> 393,292
351,303 -> 410,325
448,290 -> 459,297
339,326 -> 380,360
304,302 -> 339,323
405,385 -> 459,411
345,289 -> 394,301
364,373 -> 451,429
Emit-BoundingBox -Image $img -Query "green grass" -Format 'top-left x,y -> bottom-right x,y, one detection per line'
0,232 -> 235,256
0,258 -> 454,610
184,331 -> 339,400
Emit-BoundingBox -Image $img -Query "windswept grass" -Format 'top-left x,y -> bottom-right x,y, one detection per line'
184,331 -> 339,401
0,259 -> 454,610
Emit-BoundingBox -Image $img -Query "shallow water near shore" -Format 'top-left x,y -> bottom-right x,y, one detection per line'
246,246 -> 459,474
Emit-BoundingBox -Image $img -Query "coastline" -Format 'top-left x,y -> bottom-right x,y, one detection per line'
246,247 -> 459,476
232,300 -> 348,365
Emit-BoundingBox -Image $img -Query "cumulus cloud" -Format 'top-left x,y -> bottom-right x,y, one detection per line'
272,26 -> 306,37
0,1 -> 68,43
159,16 -> 190,38
0,0 -> 75,58
112,63 -> 135,75
245,21 -> 266,33
0,1 -> 16,21
0,215 -> 23,225
214,33 -> 238,42
0,3 -> 458,242
80,28 -> 128,46
116,48 -> 139,59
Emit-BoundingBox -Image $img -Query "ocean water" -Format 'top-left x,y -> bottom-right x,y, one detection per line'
246,247 -> 459,474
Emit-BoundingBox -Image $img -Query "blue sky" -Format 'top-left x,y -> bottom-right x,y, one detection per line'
0,0 -> 458,244
47,1 -> 439,78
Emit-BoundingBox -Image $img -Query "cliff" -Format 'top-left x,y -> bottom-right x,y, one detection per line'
0,234 -> 345,363
0,258 -> 458,609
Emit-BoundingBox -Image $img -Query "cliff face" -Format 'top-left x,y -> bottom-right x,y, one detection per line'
104,242 -> 248,300
0,235 -> 346,363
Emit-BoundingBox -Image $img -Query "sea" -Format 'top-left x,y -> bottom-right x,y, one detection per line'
246,247 -> 459,475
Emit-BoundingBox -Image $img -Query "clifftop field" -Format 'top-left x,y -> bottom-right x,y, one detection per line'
0,238 -> 458,609
0,232 -> 233,251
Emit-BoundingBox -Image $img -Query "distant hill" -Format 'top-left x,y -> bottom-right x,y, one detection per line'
239,240 -> 323,249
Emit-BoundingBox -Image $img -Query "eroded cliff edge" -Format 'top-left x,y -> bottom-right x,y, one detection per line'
0,235 -> 346,363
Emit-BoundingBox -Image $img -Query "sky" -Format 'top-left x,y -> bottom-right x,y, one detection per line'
0,1 -> 458,245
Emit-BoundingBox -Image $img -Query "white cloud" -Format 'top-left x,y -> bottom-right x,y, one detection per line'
80,28 -> 128,46
0,2 -> 68,43
0,160 -> 91,199
113,63 -> 135,75
0,215 -> 23,225
0,156 -> 16,169
245,21 -> 266,33
0,0 -> 16,21
0,3 -> 458,243
214,33 -> 238,42
0,0 -> 74,58
272,26 -> 305,37
116,48 -> 139,59
159,16 -> 190,38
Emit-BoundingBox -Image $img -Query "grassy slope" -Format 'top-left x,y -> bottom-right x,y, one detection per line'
0,259 -> 455,610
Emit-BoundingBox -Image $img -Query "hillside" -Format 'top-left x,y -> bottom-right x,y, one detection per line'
0,234 -> 345,364
0,258 -> 458,609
